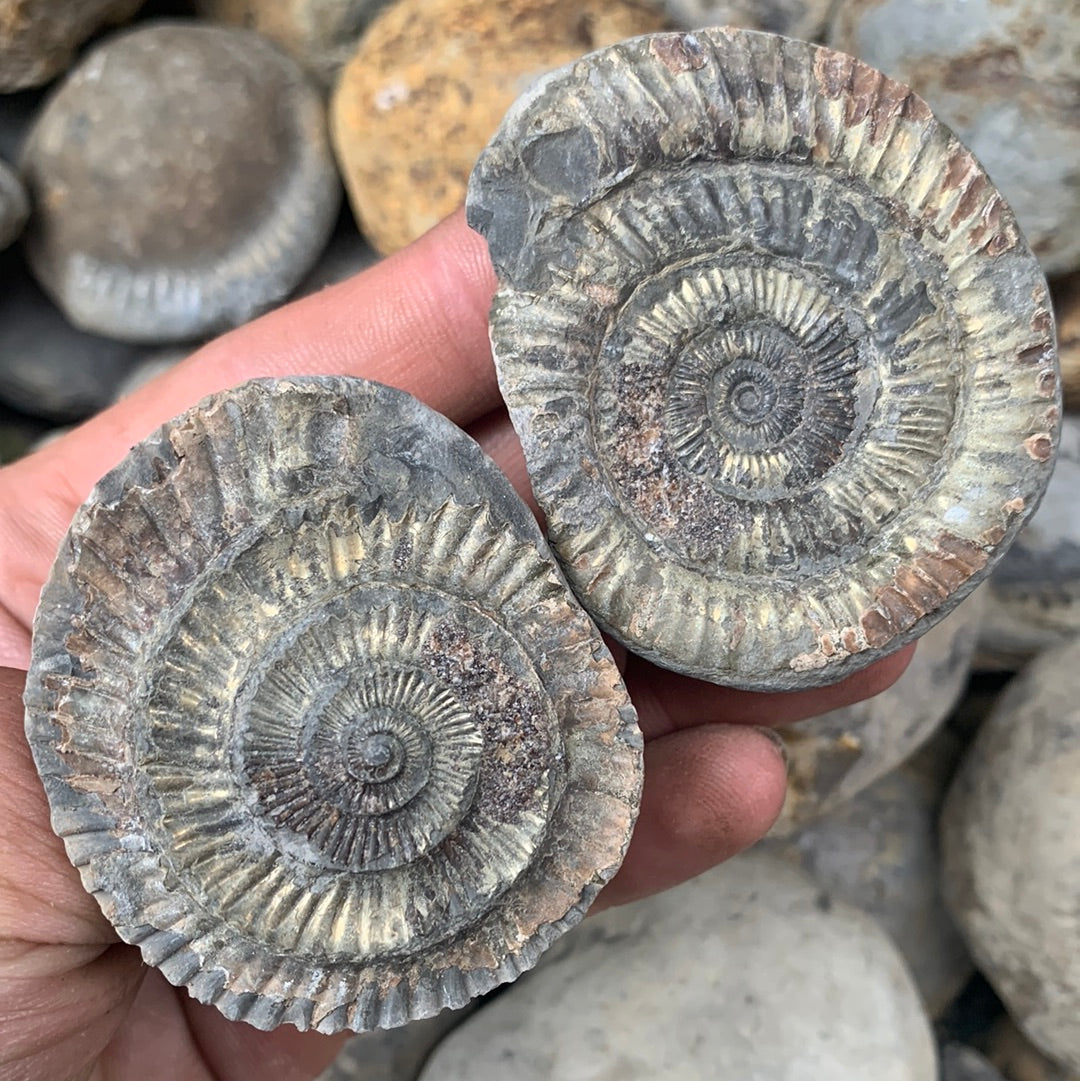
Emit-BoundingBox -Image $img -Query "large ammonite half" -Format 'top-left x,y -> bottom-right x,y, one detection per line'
23,377 -> 642,1032
467,28 -> 1060,691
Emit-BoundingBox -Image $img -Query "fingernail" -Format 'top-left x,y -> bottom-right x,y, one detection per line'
753,725 -> 789,768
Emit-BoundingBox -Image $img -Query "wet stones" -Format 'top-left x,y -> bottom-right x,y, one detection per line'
942,639 -> 1080,1074
417,854 -> 938,1080
329,0 -> 667,254
0,0 -> 145,91
829,0 -> 1080,277
20,22 -> 341,342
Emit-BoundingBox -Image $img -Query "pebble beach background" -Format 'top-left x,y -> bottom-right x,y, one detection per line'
2,1 -> 1079,1079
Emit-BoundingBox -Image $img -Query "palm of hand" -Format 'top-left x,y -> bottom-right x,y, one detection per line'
0,214 -> 908,1081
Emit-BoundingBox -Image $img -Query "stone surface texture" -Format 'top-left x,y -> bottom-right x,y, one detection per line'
0,157 -> 28,251
942,1045 -> 1009,1081
195,0 -> 389,86
1055,275 -> 1080,414
662,0 -> 831,39
317,1009 -> 473,1081
329,0 -> 667,254
829,0 -> 1080,277
765,732 -> 973,1015
23,377 -> 642,1033
0,0 -> 145,91
468,28 -> 1058,691
418,853 -> 938,1080
0,254 -> 143,420
20,22 -> 340,342
942,639 -> 1080,1074
986,1017 -> 1080,1081
773,592 -> 982,833
978,416 -> 1080,669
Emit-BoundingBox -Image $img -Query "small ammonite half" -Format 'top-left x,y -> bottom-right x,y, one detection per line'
23,377 -> 642,1032
467,28 -> 1060,691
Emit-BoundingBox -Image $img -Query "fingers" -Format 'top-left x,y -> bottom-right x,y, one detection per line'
626,644 -> 916,740
592,724 -> 788,912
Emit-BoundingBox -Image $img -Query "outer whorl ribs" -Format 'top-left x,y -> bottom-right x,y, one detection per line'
23,377 -> 642,1032
467,28 -> 1060,691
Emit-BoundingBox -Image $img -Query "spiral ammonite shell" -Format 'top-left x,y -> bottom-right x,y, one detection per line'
23,377 -> 642,1032
467,28 -> 1060,690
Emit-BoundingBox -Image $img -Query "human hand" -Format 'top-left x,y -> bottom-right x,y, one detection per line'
0,211 -> 911,1080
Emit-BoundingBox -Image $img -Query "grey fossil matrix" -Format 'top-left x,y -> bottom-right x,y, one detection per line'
467,27 -> 1060,691
23,377 -> 642,1033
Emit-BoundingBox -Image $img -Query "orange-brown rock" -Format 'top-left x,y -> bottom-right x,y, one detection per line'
329,0 -> 667,254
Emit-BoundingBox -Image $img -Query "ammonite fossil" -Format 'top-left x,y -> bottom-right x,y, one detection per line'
467,28 -> 1059,691
23,377 -> 641,1032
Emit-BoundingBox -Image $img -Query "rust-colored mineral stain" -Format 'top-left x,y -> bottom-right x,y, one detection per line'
649,32 -> 705,74
1024,433 -> 1053,462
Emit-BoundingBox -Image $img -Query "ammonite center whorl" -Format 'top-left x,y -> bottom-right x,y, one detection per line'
467,28 -> 1060,691
23,377 -> 642,1032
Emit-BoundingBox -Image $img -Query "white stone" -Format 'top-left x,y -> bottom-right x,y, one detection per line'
418,853 -> 937,1081
942,639 -> 1080,1074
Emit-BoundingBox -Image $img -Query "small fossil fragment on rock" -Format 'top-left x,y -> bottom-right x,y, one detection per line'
0,0 -> 145,92
329,0 -> 668,254
942,638 -> 1080,1074
23,376 -> 642,1032
468,28 -> 1058,690
20,22 -> 341,342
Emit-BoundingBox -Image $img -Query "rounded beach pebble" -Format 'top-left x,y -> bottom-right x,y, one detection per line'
20,22 -> 340,342
418,853 -> 937,1080
0,158 -> 28,251
0,0 -> 144,92
329,0 -> 667,254
942,638 -> 1080,1074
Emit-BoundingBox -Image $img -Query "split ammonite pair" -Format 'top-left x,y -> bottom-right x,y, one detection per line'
24,28 -> 1059,1033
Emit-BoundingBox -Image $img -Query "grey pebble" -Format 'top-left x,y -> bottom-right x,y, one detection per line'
0,158 -> 28,250
942,1044 -> 1009,1081
942,638 -> 1080,1075
20,22 -> 341,342
0,254 -> 142,420
765,732 -> 973,1016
